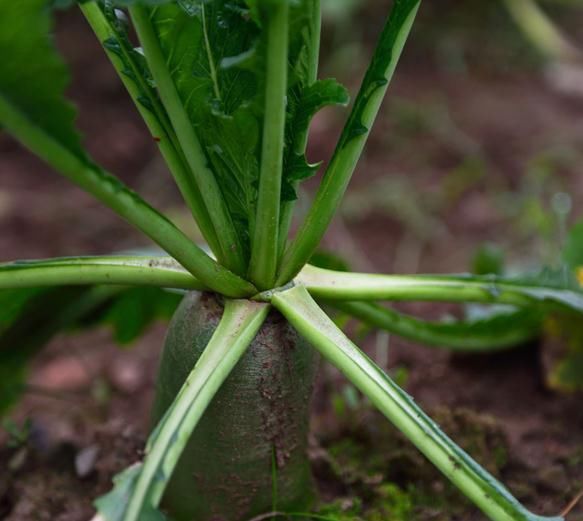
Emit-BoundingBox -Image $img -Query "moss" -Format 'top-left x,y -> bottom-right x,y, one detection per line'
313,404 -> 510,520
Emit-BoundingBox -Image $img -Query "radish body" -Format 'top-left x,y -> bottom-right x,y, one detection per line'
152,292 -> 319,521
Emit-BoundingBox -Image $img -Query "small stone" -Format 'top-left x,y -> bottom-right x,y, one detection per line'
537,464 -> 569,494
75,445 -> 99,478
32,356 -> 90,391
108,358 -> 143,394
8,447 -> 28,471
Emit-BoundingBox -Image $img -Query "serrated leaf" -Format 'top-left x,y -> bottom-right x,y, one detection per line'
98,2 -> 164,116
146,0 -> 344,256
292,79 -> 350,140
277,0 -> 422,284
149,0 -> 261,259
0,0 -> 84,160
282,78 -> 350,200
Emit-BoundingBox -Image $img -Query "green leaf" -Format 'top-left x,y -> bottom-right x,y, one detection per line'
0,285 -> 182,415
0,0 -> 84,160
282,78 -> 350,200
331,300 -> 542,352
51,0 -> 171,7
272,286 -> 563,521
0,288 -> 46,332
112,0 -> 173,5
0,287 -> 102,415
94,463 -> 166,521
563,219 -> 583,271
94,299 -> 269,521
147,0 -> 261,262
98,4 -> 165,119
144,0 -> 341,260
472,243 -> 505,276
0,0 -> 254,298
0,254 -> 197,415
104,287 -> 182,344
80,2 -> 224,258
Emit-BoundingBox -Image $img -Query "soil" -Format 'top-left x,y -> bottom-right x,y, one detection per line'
1,5 -> 583,521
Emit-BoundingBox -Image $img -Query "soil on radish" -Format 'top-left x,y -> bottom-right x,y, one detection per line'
1,6 -> 583,521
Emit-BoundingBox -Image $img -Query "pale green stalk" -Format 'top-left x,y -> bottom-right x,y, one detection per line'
80,3 -> 223,260
0,95 -> 254,297
297,265 -> 583,312
129,5 -> 246,276
502,0 -> 578,61
0,256 -> 203,290
272,286 -> 563,521
277,0 -> 421,285
123,299 -> 270,521
330,300 -> 540,351
249,2 -> 290,290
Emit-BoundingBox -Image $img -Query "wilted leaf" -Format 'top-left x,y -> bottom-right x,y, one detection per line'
541,312 -> 583,392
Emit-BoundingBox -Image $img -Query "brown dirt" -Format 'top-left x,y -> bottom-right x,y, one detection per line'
1,5 -> 583,521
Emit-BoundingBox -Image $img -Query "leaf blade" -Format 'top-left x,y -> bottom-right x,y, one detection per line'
0,0 -> 254,297
0,0 -> 84,161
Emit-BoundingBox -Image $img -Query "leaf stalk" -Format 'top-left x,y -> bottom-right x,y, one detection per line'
0,256 -> 203,291
273,285 -> 563,521
0,94 -> 254,297
80,2 -> 223,260
277,0 -> 421,284
129,4 -> 246,276
249,1 -> 290,290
